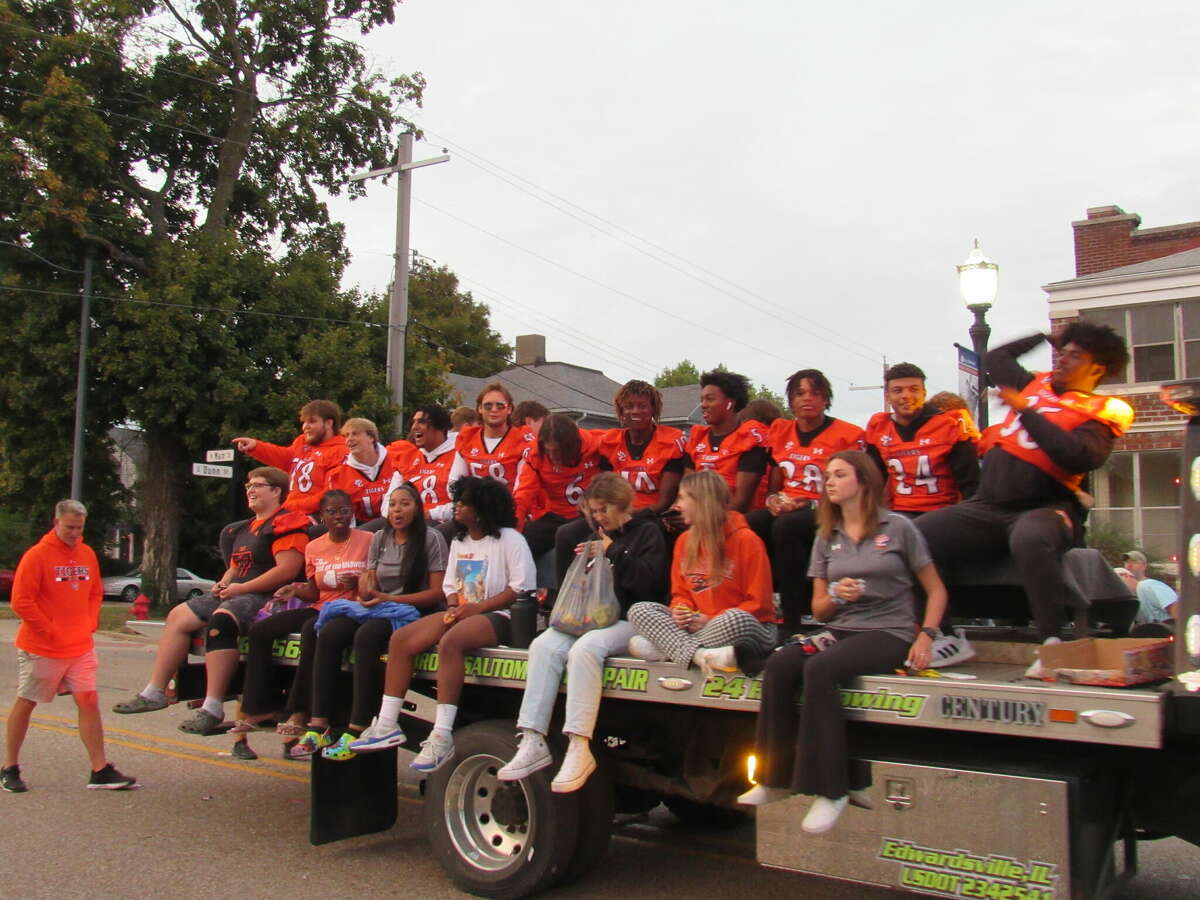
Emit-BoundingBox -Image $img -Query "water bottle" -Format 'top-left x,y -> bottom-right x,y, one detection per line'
509,591 -> 539,649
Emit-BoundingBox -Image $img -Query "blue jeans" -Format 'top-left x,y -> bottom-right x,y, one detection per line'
516,621 -> 636,738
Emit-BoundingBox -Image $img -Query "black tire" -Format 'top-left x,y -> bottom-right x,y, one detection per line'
662,795 -> 750,829
558,757 -> 615,886
187,589 -> 204,601
120,584 -> 138,602
425,720 -> 580,899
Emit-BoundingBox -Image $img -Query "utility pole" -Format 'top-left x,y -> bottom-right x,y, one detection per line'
70,251 -> 94,501
348,133 -> 449,435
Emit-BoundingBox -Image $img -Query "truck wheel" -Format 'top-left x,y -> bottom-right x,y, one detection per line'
425,720 -> 580,899
559,759 -> 615,886
662,796 -> 749,829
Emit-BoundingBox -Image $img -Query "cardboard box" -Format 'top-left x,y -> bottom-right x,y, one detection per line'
1039,637 -> 1173,687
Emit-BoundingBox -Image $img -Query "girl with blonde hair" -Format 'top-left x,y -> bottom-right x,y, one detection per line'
627,470 -> 777,676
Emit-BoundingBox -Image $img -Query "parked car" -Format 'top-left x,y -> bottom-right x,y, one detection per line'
102,568 -> 215,602
0,569 -> 13,602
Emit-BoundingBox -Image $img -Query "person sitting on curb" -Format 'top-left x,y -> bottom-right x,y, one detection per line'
112,467 -> 309,733
3,500 -> 136,793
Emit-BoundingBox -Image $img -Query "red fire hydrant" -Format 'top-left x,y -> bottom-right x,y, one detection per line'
132,592 -> 150,620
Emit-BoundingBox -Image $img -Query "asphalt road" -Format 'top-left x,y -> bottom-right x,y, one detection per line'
1,619 -> 1197,899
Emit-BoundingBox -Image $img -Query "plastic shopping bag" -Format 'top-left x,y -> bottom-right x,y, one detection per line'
548,549 -> 621,637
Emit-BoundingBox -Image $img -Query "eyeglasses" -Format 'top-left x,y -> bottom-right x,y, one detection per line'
481,402 -> 508,410
245,482 -> 273,491
322,507 -> 354,517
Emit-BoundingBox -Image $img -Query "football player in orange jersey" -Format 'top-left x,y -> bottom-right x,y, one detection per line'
747,369 -> 865,634
324,417 -> 395,526
683,370 -> 770,513
916,324 -> 1133,668
512,414 -> 602,578
865,363 -> 979,518
557,380 -> 687,571
232,399 -> 347,519
447,383 -> 533,491
929,391 -> 982,441
382,406 -> 459,537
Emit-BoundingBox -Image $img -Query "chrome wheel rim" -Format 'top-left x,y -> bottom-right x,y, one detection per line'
443,751 -> 533,872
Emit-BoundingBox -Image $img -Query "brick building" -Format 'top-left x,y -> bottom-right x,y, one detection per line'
1043,205 -> 1200,558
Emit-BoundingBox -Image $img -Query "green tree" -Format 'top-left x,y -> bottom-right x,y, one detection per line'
1,0 -> 430,607
654,359 -> 701,388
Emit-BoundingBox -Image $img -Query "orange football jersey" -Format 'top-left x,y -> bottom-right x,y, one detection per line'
454,425 -> 534,490
596,425 -> 686,510
865,411 -> 971,512
764,417 -> 865,501
325,452 -> 397,522
388,439 -> 457,510
684,419 -> 768,494
513,429 -> 603,523
247,434 -> 347,516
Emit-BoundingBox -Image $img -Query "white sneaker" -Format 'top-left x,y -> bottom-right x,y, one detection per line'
848,788 -> 874,810
551,737 -> 596,793
802,795 -> 849,833
410,729 -> 456,772
497,731 -> 552,782
928,628 -> 976,668
627,636 -> 666,661
1024,637 -> 1062,680
736,784 -> 790,806
348,716 -> 406,753
693,645 -> 738,678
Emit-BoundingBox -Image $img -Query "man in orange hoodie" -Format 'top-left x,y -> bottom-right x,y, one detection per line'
3,500 -> 136,793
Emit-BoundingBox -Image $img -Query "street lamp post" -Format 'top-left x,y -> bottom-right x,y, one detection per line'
957,240 -> 999,430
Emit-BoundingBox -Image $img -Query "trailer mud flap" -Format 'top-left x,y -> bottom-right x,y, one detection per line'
310,748 -> 398,845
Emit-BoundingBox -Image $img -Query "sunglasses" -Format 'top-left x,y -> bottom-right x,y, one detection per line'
481,402 -> 509,410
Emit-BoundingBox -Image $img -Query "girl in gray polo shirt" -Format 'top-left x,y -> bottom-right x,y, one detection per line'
738,450 -> 948,835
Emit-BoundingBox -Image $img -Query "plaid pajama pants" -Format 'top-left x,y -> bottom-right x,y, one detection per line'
627,602 -> 777,666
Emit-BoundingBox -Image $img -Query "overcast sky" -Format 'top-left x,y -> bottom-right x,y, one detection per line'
326,0 -> 1200,424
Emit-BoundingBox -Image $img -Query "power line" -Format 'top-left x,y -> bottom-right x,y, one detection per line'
410,126 -> 888,364
415,198 -> 864,388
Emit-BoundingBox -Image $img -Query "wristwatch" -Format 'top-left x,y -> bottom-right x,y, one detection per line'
919,627 -> 941,640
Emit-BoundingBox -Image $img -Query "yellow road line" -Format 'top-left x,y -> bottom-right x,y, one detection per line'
29,711 -> 305,774
0,713 -> 307,784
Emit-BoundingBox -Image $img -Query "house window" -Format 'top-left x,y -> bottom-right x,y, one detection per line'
1090,450 -> 1181,559
1081,300 -> 1200,385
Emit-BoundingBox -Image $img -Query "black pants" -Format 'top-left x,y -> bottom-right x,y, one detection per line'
524,512 -> 574,576
916,499 -> 1077,640
554,516 -> 594,583
756,630 -> 909,799
286,615 -> 393,727
746,506 -> 818,634
241,607 -> 318,716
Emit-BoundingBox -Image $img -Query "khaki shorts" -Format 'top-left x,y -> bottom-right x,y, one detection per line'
17,649 -> 98,703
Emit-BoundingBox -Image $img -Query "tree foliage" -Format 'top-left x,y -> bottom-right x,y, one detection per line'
0,2 -> 503,607
654,359 -> 700,388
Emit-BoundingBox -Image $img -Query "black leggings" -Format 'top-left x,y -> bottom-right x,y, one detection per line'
755,630 -> 909,799
240,607 -> 318,716
746,505 -> 818,634
286,615 -> 393,727
524,512 -> 575,580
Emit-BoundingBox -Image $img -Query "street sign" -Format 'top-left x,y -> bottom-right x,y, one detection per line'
193,462 -> 233,478
206,448 -> 235,463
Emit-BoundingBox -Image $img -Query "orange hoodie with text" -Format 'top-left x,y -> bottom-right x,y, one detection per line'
12,529 -> 103,658
670,511 -> 776,623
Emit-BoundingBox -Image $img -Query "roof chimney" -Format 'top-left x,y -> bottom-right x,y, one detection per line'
515,334 -> 546,367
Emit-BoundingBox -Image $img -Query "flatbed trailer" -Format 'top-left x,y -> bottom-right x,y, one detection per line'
150,378 -> 1200,899
151,622 -> 1199,900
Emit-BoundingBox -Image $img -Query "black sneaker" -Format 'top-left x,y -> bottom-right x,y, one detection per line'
231,740 -> 258,760
86,763 -> 136,790
1,765 -> 27,793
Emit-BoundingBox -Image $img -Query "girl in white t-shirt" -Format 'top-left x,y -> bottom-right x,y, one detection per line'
351,476 -> 535,771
